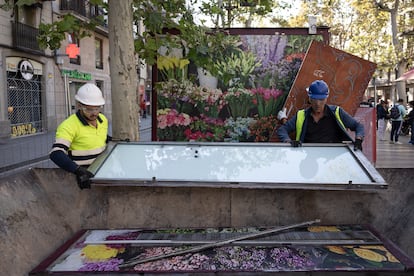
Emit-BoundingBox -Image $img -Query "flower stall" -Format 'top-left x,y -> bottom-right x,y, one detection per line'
153,28 -> 328,142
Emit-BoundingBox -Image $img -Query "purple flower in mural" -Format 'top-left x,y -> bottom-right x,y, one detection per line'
133,247 -> 211,271
213,246 -> 267,270
276,54 -> 304,79
269,247 -> 315,270
241,35 -> 287,71
105,231 -> 141,249
254,53 -> 304,93
79,258 -> 123,271
106,231 -> 141,241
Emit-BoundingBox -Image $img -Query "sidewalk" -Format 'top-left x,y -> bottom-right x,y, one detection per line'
139,114 -> 152,141
0,115 -> 153,177
375,129 -> 414,168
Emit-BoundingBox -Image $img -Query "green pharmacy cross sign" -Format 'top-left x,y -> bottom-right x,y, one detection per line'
61,69 -> 92,81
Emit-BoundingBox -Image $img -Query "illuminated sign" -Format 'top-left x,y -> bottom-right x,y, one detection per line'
66,43 -> 80,58
61,69 -> 92,80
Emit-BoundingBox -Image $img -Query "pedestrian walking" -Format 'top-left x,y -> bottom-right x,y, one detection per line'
407,100 -> 414,145
376,100 -> 389,141
389,99 -> 406,144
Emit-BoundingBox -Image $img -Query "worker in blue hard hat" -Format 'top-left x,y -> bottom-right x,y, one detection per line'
277,80 -> 365,151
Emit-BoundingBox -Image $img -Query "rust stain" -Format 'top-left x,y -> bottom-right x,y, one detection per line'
283,41 -> 376,118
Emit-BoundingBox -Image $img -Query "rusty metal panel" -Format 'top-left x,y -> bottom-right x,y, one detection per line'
283,41 -> 377,118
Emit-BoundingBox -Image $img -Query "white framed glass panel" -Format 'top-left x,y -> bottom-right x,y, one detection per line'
88,142 -> 387,190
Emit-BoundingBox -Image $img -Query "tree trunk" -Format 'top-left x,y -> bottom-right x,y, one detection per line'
396,61 -> 407,102
108,0 -> 139,141
389,0 -> 407,103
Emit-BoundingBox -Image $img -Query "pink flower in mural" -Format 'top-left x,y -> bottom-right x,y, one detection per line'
250,87 -> 284,117
184,116 -> 226,142
157,108 -> 191,129
157,108 -> 192,141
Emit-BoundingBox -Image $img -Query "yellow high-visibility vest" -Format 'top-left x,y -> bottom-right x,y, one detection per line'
52,112 -> 108,165
295,107 -> 346,141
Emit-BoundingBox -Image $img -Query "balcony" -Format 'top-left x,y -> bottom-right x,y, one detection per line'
60,0 -> 106,26
60,0 -> 86,16
11,22 -> 43,54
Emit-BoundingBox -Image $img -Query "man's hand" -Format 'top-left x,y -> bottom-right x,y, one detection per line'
277,107 -> 287,121
354,138 -> 363,151
290,140 -> 302,147
74,166 -> 94,189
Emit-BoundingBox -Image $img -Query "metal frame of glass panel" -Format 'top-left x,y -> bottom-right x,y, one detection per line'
88,142 -> 387,190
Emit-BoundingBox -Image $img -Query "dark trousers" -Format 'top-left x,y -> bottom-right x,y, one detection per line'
411,121 -> 414,143
390,120 -> 402,142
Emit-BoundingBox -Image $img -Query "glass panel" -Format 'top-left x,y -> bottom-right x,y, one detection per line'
90,142 -> 386,189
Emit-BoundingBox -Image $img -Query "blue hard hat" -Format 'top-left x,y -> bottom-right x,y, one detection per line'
307,80 -> 329,100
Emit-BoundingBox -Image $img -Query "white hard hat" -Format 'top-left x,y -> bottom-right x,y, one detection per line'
75,83 -> 105,106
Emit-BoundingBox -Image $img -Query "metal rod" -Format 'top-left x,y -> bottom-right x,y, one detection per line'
87,239 -> 368,246
120,219 -> 320,268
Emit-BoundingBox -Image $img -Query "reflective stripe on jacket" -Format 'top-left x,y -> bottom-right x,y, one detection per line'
277,104 -> 364,143
295,106 -> 346,140
50,111 -> 108,166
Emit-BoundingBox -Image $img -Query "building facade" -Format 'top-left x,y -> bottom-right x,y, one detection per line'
0,0 -> 111,174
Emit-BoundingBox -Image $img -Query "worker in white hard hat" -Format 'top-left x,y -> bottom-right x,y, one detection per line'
50,83 -> 109,189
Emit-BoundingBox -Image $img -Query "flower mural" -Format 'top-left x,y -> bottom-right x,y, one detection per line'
157,108 -> 191,141
184,116 -> 226,142
249,115 -> 279,142
155,32 -> 311,142
224,117 -> 255,142
250,87 -> 284,117
44,226 -> 406,273
157,55 -> 190,82
223,87 -> 254,118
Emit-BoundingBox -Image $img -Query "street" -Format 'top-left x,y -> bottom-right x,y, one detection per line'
139,114 -> 152,141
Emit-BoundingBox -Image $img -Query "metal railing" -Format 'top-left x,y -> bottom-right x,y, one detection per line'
60,0 -> 106,26
11,22 -> 43,54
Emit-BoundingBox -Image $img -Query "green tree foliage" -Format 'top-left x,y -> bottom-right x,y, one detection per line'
0,0 -> 34,10
347,0 -> 393,73
373,0 -> 414,99
198,0 -> 275,28
5,0 -> 414,98
37,0 -> 105,50
373,0 -> 414,68
132,0 -> 193,65
38,15 -> 99,50
287,0 -> 413,84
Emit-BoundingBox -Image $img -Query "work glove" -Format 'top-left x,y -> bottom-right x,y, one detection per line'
74,166 -> 94,190
353,138 -> 363,151
290,140 -> 302,147
277,107 -> 287,121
